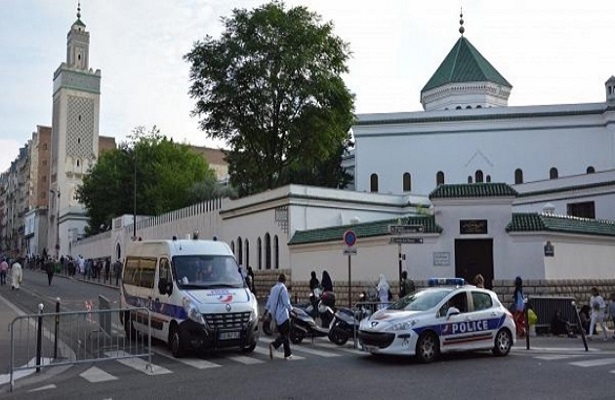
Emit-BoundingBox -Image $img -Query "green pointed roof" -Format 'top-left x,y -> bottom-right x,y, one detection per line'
422,36 -> 511,93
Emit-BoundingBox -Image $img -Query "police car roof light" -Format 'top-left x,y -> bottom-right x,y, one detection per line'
428,278 -> 465,287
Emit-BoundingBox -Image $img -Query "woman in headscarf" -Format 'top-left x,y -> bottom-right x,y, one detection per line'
376,274 -> 390,310
11,259 -> 23,290
512,276 -> 525,337
321,271 -> 333,292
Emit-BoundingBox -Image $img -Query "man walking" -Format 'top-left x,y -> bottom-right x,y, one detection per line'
266,273 -> 293,360
0,257 -> 8,286
45,257 -> 55,286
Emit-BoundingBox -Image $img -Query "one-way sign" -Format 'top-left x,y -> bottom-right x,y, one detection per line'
389,237 -> 423,244
389,224 -> 424,234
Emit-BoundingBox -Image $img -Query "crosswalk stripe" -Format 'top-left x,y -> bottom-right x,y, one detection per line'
104,351 -> 172,375
257,336 -> 339,357
154,347 -> 222,369
534,355 -> 583,361
80,366 -> 118,382
569,358 -> 615,367
252,346 -> 305,360
308,339 -> 365,355
226,355 -> 265,365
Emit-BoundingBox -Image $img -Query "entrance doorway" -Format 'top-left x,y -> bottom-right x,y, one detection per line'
454,239 -> 494,289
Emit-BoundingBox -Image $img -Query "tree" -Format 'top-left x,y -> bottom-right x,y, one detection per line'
76,127 -> 216,235
185,1 -> 355,197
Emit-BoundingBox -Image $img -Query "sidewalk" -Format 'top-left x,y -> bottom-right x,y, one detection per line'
513,333 -> 615,353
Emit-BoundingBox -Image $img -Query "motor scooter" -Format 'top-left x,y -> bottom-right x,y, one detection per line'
289,305 -> 334,344
327,293 -> 374,346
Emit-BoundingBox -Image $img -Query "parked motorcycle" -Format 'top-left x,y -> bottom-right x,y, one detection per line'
289,305 -> 334,344
327,307 -> 359,346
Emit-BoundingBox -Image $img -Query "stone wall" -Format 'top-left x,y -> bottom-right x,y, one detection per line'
254,272 -> 615,310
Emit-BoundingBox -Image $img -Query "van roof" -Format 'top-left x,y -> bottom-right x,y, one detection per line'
126,239 -> 234,258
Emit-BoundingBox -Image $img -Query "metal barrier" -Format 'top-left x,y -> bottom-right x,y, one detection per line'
9,303 -> 152,392
527,296 -> 578,334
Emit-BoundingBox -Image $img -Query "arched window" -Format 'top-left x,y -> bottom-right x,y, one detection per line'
403,172 -> 411,192
245,240 -> 250,269
476,105 -> 482,109
257,237 -> 262,270
237,237 -> 243,265
467,176 -> 473,183
274,235 -> 279,269
466,105 -> 472,109
475,170 -> 484,183
587,166 -> 595,174
230,241 -> 235,254
549,167 -> 559,179
436,171 -> 444,186
370,173 -> 379,192
486,175 -> 491,183
514,169 -> 523,184
265,233 -> 271,270
456,106 -> 462,110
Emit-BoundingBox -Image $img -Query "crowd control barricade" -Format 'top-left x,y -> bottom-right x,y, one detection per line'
8,303 -> 152,392
526,296 -> 578,334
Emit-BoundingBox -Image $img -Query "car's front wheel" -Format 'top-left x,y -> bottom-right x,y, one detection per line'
492,328 -> 513,356
416,331 -> 439,363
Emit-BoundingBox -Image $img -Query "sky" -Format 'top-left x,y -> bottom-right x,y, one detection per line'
2,0 -> 615,172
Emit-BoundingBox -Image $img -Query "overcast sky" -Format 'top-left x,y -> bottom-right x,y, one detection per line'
2,0 -> 615,172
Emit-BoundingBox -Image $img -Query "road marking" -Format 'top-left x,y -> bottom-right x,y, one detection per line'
226,355 -> 265,365
28,384 -> 57,392
0,357 -> 54,386
308,339 -> 365,355
252,346 -> 305,360
569,358 -> 615,367
154,347 -> 222,369
80,366 -> 118,382
104,351 -> 171,375
257,336 -> 339,357
534,355 -> 584,361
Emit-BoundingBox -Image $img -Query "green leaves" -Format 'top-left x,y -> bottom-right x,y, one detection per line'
76,126 -> 217,235
185,1 -> 355,197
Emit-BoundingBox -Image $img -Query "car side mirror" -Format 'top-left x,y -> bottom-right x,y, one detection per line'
446,307 -> 460,318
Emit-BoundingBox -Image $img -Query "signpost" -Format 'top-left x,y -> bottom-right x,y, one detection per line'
343,230 -> 356,308
388,224 -> 424,287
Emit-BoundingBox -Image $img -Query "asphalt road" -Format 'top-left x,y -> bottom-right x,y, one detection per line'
1,270 -> 615,399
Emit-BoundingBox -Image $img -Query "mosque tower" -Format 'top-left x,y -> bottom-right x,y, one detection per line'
48,2 -> 101,258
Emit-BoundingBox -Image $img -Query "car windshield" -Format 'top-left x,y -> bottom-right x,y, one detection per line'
172,255 -> 244,289
387,288 -> 453,311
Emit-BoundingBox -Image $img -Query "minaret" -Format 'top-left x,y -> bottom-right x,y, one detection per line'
48,2 -> 101,258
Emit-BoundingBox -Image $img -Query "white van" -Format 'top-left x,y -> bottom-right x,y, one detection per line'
119,239 -> 259,357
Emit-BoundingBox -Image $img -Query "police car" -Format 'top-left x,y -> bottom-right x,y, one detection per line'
358,278 -> 516,363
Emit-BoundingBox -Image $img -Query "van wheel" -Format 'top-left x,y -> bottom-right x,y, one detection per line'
416,331 -> 439,363
170,325 -> 185,358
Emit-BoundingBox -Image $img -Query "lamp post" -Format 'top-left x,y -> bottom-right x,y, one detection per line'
133,149 -> 137,239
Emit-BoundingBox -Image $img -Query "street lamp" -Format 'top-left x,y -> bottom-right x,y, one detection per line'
133,149 -> 137,239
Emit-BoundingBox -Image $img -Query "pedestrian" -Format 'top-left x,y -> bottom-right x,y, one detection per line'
104,258 -> 111,283
0,257 -> 8,286
587,287 -> 608,341
45,257 -> 55,286
247,266 -> 256,295
10,259 -> 23,290
376,274 -> 390,310
512,276 -> 525,337
608,293 -> 615,340
114,259 -> 122,286
77,255 -> 85,277
399,270 -> 415,298
321,270 -> 333,292
266,273 -> 293,360
473,274 -> 485,288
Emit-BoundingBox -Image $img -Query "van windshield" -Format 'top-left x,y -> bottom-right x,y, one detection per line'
172,255 -> 244,289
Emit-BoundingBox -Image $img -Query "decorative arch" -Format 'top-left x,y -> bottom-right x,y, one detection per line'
549,167 -> 559,179
587,166 -> 595,174
274,235 -> 279,269
514,168 -> 523,184
436,171 -> 444,186
257,237 -> 262,270
245,239 -> 250,269
475,170 -> 484,183
403,172 -> 411,192
237,237 -> 243,265
265,233 -> 271,270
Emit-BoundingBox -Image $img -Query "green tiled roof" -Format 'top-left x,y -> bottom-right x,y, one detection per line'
506,213 -> 615,237
289,216 -> 442,246
422,36 -> 511,93
429,183 -> 518,199
73,18 -> 86,27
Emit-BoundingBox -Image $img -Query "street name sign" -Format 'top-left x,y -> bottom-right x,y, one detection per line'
389,237 -> 423,244
388,225 -> 424,235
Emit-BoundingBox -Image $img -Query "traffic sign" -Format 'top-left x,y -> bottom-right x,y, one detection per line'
343,229 -> 357,247
343,247 -> 357,256
388,224 -> 424,235
389,237 -> 423,244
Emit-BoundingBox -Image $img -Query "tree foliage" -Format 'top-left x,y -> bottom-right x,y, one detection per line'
76,127 -> 216,235
185,1 -> 355,197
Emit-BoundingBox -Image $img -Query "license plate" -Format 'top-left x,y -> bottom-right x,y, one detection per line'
219,331 -> 241,340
